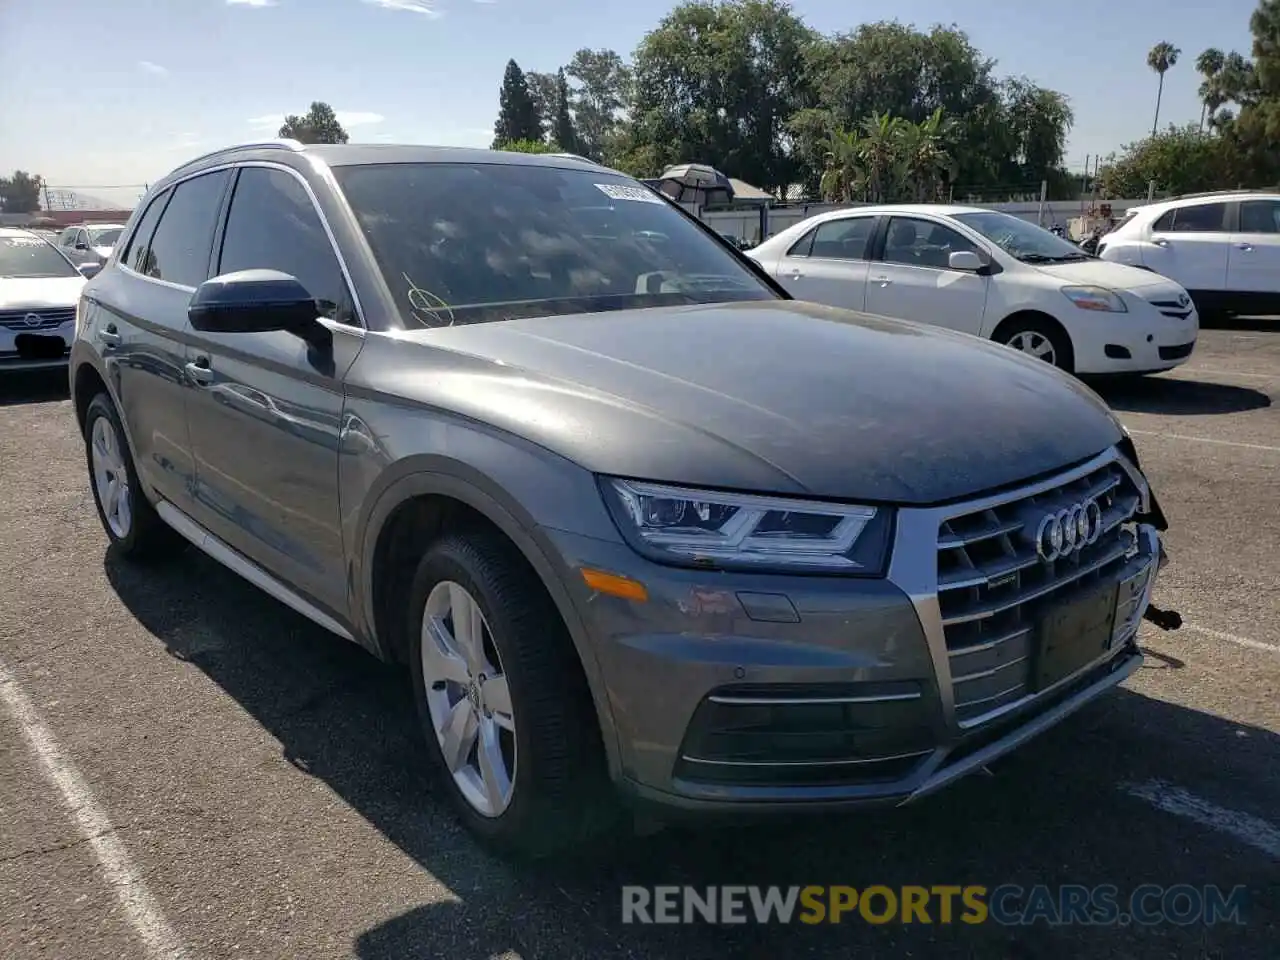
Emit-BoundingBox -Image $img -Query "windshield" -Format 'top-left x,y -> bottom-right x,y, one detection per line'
89,227 -> 123,247
952,210 -> 1090,263
333,162 -> 776,326
0,235 -> 80,278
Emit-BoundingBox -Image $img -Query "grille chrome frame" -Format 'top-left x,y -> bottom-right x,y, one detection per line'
0,308 -> 77,331
887,446 -> 1159,735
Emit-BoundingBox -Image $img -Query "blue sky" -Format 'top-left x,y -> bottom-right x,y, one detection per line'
0,0 -> 1260,207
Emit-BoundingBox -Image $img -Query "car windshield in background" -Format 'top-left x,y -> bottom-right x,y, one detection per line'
952,210 -> 1090,263
89,227 -> 123,246
0,236 -> 79,278
333,162 -> 776,326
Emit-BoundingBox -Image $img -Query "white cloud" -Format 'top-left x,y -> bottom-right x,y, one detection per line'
361,0 -> 443,18
138,60 -> 168,76
227,0 -> 277,6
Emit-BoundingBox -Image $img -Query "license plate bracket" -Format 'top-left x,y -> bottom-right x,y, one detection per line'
1032,578 -> 1119,691
14,333 -> 67,360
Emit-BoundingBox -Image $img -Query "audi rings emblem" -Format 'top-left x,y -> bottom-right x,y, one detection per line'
1035,497 -> 1104,562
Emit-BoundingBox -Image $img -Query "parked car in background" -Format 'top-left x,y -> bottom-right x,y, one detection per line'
56,222 -> 127,267
748,205 -> 1199,375
71,142 -> 1173,858
1,228 -> 90,371
1096,191 -> 1280,320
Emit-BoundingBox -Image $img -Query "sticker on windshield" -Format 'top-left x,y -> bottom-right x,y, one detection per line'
594,183 -> 665,205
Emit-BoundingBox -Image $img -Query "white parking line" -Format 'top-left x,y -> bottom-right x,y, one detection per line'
1126,429 -> 1280,454
0,659 -> 190,960
1183,622 -> 1280,655
1122,779 -> 1280,860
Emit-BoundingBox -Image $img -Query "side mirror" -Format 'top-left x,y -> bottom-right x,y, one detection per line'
948,250 -> 985,272
74,241 -> 88,250
188,269 -> 333,349
77,262 -> 102,279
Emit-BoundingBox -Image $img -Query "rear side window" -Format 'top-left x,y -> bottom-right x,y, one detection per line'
1152,202 -> 1228,233
1238,199 -> 1280,234
121,190 -> 170,274
217,167 -> 355,324
143,170 -> 230,287
810,218 -> 875,260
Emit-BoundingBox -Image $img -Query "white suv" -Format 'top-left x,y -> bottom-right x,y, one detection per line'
1098,191 -> 1280,319
748,205 -> 1199,375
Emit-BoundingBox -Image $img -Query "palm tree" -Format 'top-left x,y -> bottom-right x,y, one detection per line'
1147,41 -> 1182,136
1195,48 -> 1225,131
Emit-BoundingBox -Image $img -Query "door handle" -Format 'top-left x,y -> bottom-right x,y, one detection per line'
185,357 -> 214,386
99,323 -> 120,344
1152,238 -> 1170,247
873,276 -> 893,285
1235,243 -> 1254,251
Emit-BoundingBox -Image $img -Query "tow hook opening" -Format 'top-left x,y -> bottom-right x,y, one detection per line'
1143,604 -> 1182,631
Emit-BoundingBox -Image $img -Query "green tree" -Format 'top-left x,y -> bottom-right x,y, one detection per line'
552,69 -> 579,154
566,48 -> 632,162
1001,78 -> 1074,176
494,139 -> 560,154
0,171 -> 44,213
278,102 -> 349,144
624,0 -> 817,190
1096,125 -> 1239,197
1147,41 -> 1181,135
1195,48 -> 1226,131
525,70 -> 559,142
492,59 -> 542,147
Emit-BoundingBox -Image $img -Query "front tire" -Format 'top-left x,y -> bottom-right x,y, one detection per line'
83,393 -> 180,561
407,531 -> 615,858
994,315 -> 1075,373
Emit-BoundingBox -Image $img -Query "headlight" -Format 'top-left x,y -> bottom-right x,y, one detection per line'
600,477 -> 893,575
1061,285 -> 1128,313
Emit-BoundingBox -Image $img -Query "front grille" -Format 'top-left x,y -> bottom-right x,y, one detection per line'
0,307 -> 76,331
1146,297 -> 1194,320
1159,342 -> 1195,361
935,460 -> 1142,725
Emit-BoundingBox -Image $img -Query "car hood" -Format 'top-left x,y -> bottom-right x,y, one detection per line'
1030,258 -> 1186,294
0,275 -> 85,309
394,300 -> 1124,505
91,245 -> 114,258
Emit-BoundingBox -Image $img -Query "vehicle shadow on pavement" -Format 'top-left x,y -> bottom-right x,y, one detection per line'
0,369 -> 69,407
103,548 -> 1278,960
1088,376 -> 1271,416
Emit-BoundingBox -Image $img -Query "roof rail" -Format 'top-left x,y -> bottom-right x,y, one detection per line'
1168,188 -> 1278,201
167,139 -> 306,177
546,152 -> 598,165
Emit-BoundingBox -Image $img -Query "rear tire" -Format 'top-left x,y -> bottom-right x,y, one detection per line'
83,393 -> 181,562
407,530 -> 616,858
993,315 -> 1075,373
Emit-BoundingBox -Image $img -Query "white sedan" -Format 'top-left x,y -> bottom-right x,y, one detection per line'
747,204 -> 1199,375
0,228 -> 92,372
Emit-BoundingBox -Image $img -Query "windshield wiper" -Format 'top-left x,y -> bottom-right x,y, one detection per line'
1017,252 -> 1089,263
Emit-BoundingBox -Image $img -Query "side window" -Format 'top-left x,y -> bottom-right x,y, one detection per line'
144,170 -> 230,287
786,227 -> 817,257
882,217 -> 980,269
217,167 -> 354,324
57,228 -> 75,248
809,218 -> 875,260
1155,202 -> 1228,233
1238,200 -> 1280,234
121,190 -> 170,274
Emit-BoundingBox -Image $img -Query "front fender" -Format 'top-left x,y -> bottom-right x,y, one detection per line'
350,457 -> 625,781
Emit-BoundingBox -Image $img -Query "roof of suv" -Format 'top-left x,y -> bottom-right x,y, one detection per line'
158,140 -> 606,190
1130,190 -> 1280,215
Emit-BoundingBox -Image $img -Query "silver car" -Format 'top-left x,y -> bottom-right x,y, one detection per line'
69,141 -> 1174,857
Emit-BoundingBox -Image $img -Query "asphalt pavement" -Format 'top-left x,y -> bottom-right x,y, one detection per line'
1,324 -> 1277,959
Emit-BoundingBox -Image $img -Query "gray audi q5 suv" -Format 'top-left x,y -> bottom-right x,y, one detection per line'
70,141 -> 1174,857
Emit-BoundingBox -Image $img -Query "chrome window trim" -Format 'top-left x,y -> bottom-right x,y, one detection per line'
886,445 -> 1154,734
118,160 -> 367,329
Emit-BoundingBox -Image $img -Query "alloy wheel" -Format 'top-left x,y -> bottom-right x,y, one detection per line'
90,416 -> 132,539
1006,330 -> 1058,366
420,580 -> 517,818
